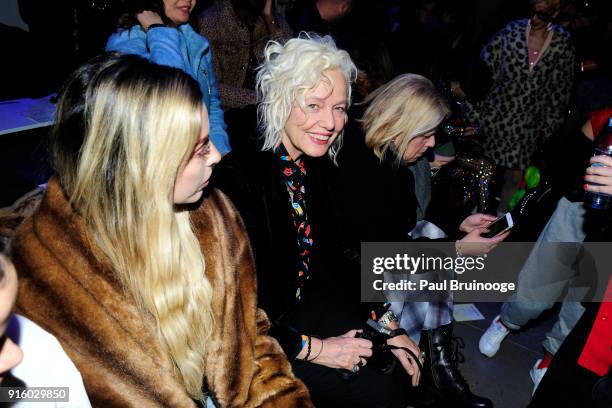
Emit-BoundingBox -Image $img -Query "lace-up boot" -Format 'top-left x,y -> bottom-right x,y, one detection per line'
420,323 -> 493,408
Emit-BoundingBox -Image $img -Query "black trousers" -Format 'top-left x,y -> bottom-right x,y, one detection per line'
292,359 -> 412,408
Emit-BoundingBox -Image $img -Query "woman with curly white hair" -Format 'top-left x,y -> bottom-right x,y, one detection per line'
213,34 -> 421,407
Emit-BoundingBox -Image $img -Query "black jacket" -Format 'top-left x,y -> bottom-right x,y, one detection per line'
332,122 -> 420,249
212,148 -> 356,358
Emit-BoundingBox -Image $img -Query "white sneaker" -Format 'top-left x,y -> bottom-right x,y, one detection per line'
529,359 -> 548,394
479,315 -> 510,357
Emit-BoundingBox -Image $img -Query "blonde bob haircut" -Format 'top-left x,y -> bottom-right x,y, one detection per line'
52,53 -> 213,402
361,73 -> 450,165
256,33 -> 357,161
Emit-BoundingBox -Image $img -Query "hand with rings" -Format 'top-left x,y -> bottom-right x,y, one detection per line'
312,329 -> 372,371
351,356 -> 366,373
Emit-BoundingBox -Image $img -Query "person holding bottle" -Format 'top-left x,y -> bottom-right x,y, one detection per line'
479,109 -> 612,394
529,157 -> 612,407
585,116 -> 612,209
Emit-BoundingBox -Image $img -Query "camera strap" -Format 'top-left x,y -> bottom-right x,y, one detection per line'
364,319 -> 424,373
383,345 -> 424,373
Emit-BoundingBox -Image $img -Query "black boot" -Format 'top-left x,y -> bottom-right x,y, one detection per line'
420,323 -> 493,408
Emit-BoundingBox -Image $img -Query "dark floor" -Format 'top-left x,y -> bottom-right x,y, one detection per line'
420,302 -> 559,408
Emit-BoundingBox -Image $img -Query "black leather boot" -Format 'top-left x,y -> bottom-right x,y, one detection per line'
420,323 -> 493,408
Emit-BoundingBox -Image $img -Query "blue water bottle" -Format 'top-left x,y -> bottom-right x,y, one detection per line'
585,117 -> 612,210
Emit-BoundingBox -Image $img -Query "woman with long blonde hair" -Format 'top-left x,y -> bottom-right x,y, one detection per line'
11,53 -> 311,407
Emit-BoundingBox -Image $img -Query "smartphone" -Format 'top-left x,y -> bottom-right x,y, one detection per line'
482,212 -> 514,238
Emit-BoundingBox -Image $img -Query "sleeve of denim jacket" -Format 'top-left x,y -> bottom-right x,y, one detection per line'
201,45 -> 231,155
108,26 -> 230,154
105,27 -> 148,57
145,27 -> 196,76
147,27 -> 230,154
106,26 -> 187,75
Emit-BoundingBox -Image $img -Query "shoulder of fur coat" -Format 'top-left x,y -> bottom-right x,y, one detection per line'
12,179 -> 312,407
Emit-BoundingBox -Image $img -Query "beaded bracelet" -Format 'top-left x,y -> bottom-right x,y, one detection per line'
302,335 -> 312,361
307,337 -> 324,362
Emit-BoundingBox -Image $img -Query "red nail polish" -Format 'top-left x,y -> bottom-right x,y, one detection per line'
584,184 -> 589,190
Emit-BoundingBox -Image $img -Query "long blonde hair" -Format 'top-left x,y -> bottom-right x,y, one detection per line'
361,73 -> 449,165
53,54 -> 214,401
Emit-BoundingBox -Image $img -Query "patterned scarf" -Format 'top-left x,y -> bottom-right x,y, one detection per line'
277,145 -> 313,301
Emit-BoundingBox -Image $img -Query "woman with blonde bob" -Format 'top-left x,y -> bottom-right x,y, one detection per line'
214,34 -> 422,408
333,73 -> 508,408
11,53 -> 311,408
363,74 -> 449,165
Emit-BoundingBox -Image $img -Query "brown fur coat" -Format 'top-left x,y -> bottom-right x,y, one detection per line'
11,178 -> 312,408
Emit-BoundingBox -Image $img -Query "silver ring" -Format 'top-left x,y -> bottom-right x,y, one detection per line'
351,364 -> 360,373
357,357 -> 365,367
420,351 -> 426,361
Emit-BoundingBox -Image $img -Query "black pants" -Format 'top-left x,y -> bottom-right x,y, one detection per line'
292,359 -> 412,408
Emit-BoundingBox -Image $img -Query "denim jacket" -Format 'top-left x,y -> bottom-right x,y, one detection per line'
107,24 -> 231,154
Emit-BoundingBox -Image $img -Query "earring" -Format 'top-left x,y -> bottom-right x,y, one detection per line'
546,22 -> 553,31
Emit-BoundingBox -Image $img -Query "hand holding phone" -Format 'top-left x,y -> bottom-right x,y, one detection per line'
459,213 -> 498,234
481,213 -> 514,239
